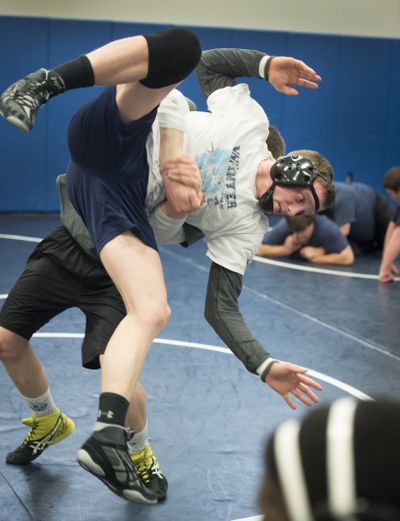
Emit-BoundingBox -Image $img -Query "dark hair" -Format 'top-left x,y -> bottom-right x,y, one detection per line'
286,215 -> 314,232
290,149 -> 336,210
267,125 -> 286,159
383,167 -> 400,191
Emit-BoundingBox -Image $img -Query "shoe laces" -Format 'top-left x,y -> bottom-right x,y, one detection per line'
20,417 -> 39,447
20,412 -> 62,453
4,69 -> 63,114
8,80 -> 51,111
132,445 -> 159,484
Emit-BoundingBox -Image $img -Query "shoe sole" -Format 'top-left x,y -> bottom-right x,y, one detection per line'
0,106 -> 30,132
76,448 -> 158,505
4,115 -> 30,132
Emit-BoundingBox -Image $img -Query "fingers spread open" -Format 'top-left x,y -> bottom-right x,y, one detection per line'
297,61 -> 322,81
283,393 -> 297,410
299,374 -> 323,391
298,382 -> 320,403
291,388 -> 313,407
276,85 -> 299,96
296,78 -> 319,89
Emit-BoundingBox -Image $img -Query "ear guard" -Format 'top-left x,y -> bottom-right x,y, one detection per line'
259,154 -> 329,213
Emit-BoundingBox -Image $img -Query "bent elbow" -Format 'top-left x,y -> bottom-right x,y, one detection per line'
341,248 -> 354,265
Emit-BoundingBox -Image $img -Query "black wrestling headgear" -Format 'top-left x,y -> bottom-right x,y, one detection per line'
259,154 -> 329,214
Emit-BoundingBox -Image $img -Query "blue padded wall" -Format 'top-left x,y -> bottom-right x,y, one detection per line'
0,17 -> 49,211
333,35 -> 393,189
0,16 -> 399,211
385,39 -> 400,170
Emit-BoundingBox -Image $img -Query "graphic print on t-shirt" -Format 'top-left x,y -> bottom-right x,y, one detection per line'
196,145 -> 240,209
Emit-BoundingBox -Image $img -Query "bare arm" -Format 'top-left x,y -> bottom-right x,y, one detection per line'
159,144 -> 203,217
340,223 -> 351,236
257,243 -> 296,258
159,127 -> 184,165
379,226 -> 400,283
257,234 -> 302,258
157,91 -> 203,216
383,221 -> 396,249
300,245 -> 355,266
150,153 -> 204,244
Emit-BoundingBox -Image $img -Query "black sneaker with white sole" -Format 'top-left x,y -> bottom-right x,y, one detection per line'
0,68 -> 65,132
76,426 -> 158,504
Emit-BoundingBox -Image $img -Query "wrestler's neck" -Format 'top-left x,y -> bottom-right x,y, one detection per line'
256,158 -> 275,198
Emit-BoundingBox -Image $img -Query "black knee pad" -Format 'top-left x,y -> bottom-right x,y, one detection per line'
140,28 -> 201,89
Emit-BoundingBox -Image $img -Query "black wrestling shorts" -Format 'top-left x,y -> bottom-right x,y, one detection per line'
0,226 -> 125,369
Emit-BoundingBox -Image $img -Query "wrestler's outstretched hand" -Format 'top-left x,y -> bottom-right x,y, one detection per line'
267,56 -> 321,96
264,362 -> 323,410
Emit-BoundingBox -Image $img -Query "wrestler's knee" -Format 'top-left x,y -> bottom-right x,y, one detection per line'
140,28 -> 201,88
130,300 -> 171,332
0,327 -> 28,362
148,301 -> 171,331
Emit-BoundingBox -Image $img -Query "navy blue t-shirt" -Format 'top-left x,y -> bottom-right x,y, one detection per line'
66,87 -> 158,253
262,214 -> 349,253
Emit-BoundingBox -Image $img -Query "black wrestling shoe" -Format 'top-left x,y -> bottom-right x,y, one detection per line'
76,426 -> 158,504
130,442 -> 168,501
0,68 -> 65,132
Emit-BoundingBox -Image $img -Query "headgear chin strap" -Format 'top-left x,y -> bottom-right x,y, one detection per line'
259,154 -> 329,214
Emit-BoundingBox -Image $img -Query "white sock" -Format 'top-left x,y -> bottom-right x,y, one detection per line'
93,421 -> 124,432
22,389 -> 57,417
127,421 -> 148,454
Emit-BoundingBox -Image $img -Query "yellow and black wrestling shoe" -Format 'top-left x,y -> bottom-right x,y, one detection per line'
130,442 -> 168,501
6,408 -> 75,465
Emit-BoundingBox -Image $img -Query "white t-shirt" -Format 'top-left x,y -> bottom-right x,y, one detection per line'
147,84 -> 271,275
